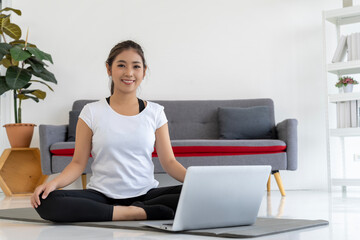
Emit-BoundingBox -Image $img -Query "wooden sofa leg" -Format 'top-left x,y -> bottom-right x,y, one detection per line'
273,171 -> 286,197
267,174 -> 271,193
81,174 -> 87,189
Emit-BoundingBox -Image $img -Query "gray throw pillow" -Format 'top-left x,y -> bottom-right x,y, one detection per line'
218,106 -> 275,139
67,110 -> 81,141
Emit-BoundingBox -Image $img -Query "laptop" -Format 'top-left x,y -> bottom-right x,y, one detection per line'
141,165 -> 271,231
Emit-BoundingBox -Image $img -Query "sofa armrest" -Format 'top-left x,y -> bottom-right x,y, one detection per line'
276,119 -> 298,171
39,124 -> 68,175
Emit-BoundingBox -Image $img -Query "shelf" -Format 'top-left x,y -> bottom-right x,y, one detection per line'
332,178 -> 360,186
325,5 -> 360,25
329,92 -> 360,102
327,60 -> 360,75
324,6 -> 360,191
330,128 -> 360,137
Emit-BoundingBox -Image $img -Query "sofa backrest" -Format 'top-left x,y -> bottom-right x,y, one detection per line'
153,99 -> 275,140
71,98 -> 275,140
72,100 -> 98,111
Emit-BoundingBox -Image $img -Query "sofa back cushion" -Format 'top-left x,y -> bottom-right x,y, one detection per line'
69,98 -> 275,141
218,106 -> 276,139
72,99 -> 99,111
153,99 -> 275,140
67,110 -> 81,141
67,100 -> 98,141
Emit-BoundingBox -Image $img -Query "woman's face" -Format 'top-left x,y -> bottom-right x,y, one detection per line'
107,49 -> 146,95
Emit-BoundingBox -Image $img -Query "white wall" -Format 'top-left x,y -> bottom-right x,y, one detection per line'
4,0 -> 341,190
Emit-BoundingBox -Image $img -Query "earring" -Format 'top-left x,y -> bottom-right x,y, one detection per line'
109,76 -> 112,80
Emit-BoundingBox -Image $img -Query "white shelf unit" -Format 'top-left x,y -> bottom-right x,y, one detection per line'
329,92 -> 360,102
327,60 -> 360,75
325,6 -> 360,25
323,6 -> 360,191
330,128 -> 360,137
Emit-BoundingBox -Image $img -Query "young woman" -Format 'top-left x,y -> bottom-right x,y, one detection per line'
31,40 -> 187,222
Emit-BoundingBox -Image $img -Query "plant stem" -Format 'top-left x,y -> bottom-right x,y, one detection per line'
13,90 -> 18,123
18,98 -> 22,123
1,32 -> 7,43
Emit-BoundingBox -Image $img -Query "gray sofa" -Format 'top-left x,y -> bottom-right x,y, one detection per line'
39,98 -> 297,196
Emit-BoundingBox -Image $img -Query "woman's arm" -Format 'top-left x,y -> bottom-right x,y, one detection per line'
51,119 -> 93,188
31,119 -> 92,208
155,123 -> 186,183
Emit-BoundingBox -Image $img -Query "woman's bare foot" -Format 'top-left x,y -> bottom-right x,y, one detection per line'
112,206 -> 146,221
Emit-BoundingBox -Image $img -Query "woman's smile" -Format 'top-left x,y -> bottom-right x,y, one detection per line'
121,79 -> 135,85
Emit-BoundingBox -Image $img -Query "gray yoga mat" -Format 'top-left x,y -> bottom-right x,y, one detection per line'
0,208 -> 328,238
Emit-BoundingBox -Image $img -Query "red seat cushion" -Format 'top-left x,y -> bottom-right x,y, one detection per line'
51,145 -> 286,157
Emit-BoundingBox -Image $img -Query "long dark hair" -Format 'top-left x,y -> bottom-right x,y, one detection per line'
106,40 -> 147,94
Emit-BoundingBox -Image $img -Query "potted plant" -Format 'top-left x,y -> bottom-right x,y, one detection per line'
335,76 -> 358,93
0,7 -> 57,148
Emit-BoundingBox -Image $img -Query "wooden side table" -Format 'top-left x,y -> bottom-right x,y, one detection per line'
0,148 -> 48,196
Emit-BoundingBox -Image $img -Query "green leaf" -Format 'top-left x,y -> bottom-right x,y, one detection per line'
3,23 -> 21,40
22,83 -> 31,89
31,89 -> 46,99
27,47 -> 53,64
0,42 -> 12,54
19,89 -> 46,99
29,67 -> 57,84
10,45 -> 31,61
0,53 -> 18,67
29,79 -> 54,91
0,14 -> 9,18
12,43 -> 25,48
0,8 -> 22,16
17,94 -> 39,102
5,66 -> 31,89
18,89 -> 33,94
29,97 -> 40,102
0,76 -> 11,95
10,55 -> 19,66
17,93 -> 28,100
0,58 -> 12,68
28,56 -> 48,66
0,14 -> 10,34
10,40 -> 36,48
0,43 -> 12,60
25,57 -> 46,73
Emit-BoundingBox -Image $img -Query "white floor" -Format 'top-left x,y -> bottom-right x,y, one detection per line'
0,189 -> 359,240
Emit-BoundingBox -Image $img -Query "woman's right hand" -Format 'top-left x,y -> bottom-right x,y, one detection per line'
30,181 -> 58,208
30,119 -> 92,209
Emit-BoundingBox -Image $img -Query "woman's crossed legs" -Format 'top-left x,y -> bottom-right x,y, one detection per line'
35,185 -> 182,222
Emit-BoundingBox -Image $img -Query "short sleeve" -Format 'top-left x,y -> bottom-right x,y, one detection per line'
156,106 -> 168,129
79,104 -> 93,130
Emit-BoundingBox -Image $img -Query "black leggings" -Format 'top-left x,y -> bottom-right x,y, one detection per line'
35,185 -> 182,222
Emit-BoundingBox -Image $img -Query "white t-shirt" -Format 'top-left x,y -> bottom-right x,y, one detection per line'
79,98 -> 168,199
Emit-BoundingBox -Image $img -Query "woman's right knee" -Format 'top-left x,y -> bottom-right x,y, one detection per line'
35,191 -> 62,221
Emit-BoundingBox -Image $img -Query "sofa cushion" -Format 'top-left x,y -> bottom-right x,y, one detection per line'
52,156 -> 94,174
152,99 -> 275,140
67,110 -> 81,141
152,153 -> 287,173
51,142 -> 81,156
218,106 -> 275,139
50,139 -> 286,157
153,139 -> 286,157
